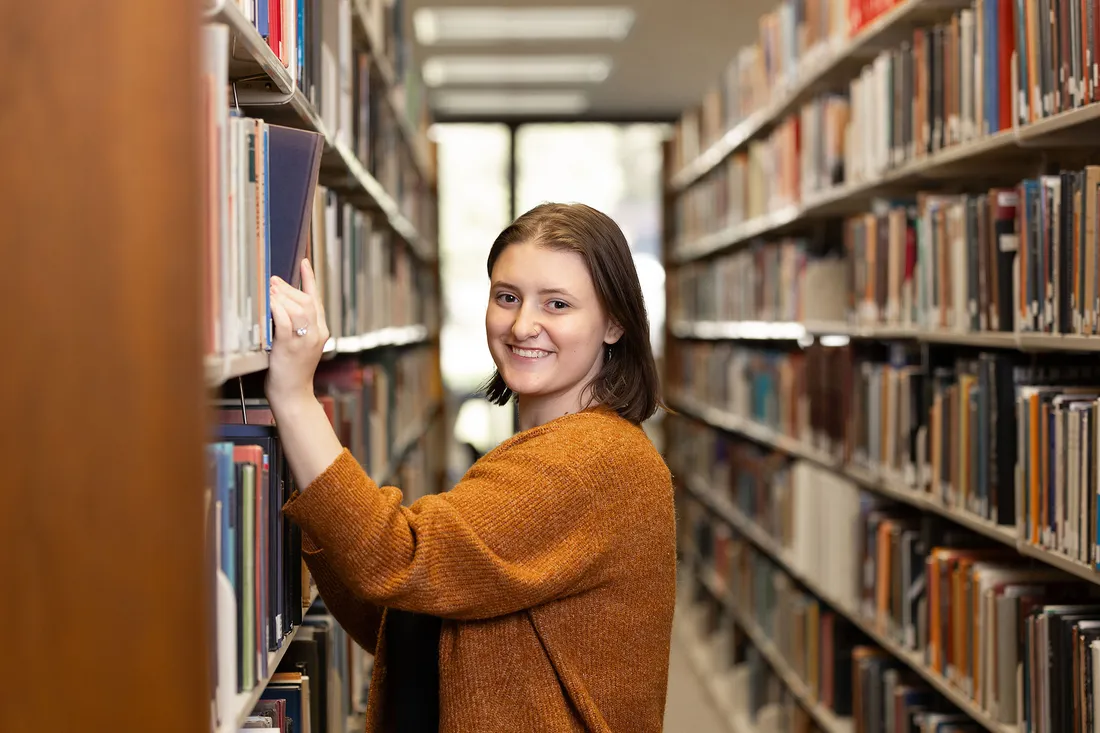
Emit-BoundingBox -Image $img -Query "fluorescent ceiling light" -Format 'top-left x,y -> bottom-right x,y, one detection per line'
432,90 -> 590,115
422,55 -> 612,87
413,7 -> 636,44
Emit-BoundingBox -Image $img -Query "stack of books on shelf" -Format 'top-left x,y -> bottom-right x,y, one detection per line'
667,0 -> 1100,265
668,165 -> 1100,347
670,414 -> 1100,733
664,1 -> 1100,731
198,2 -> 442,731
201,0 -> 440,385
228,600 -> 374,733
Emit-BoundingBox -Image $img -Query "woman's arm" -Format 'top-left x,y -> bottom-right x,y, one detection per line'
265,260 -> 348,488
301,535 -> 384,652
281,438 -> 618,621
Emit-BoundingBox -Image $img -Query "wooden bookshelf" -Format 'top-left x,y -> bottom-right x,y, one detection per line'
0,1 -> 450,730
4,2 -> 210,732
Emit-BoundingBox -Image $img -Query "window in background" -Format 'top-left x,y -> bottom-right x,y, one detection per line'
435,121 -> 670,466
434,123 -> 516,459
514,123 -> 667,359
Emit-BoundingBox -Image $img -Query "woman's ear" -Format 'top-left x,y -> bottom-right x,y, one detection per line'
605,320 -> 624,345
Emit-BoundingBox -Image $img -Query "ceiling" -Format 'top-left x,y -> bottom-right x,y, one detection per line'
404,0 -> 776,122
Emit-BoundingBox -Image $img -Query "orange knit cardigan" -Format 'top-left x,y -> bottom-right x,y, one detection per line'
282,406 -> 677,732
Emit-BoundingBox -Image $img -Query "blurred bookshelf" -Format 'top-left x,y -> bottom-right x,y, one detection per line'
663,0 -> 1100,731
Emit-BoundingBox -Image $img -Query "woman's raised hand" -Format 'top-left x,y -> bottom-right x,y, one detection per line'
265,258 -> 330,409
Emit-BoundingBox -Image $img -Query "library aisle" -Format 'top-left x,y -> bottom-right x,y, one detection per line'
665,618 -> 733,733
18,0 -> 1100,732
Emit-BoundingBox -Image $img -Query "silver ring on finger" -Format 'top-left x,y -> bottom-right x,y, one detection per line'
295,325 -> 309,337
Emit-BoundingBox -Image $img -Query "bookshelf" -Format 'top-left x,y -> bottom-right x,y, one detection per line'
197,1 -> 448,728
678,473 -> 1015,733
203,0 -> 434,262
6,2 -> 443,732
665,0 -> 1100,731
217,586 -> 321,733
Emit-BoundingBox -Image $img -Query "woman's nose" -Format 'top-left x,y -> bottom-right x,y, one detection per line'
512,305 -> 541,340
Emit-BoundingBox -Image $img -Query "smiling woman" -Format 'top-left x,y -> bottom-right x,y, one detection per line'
483,202 -> 663,429
265,201 -> 675,732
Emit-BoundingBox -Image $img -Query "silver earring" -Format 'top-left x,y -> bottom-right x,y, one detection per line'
606,345 -> 612,361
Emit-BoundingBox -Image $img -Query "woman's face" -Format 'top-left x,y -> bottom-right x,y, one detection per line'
486,240 -> 622,407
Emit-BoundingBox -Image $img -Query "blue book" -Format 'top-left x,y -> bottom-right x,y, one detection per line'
297,0 -> 305,88
256,0 -> 268,39
266,124 -> 324,299
263,123 -> 273,349
211,442 -> 237,588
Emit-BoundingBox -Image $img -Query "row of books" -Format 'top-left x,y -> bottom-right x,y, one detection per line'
310,185 -> 438,342
225,0 -> 312,94
675,0 -> 1096,183
679,568 -> 828,732
670,0 -> 894,171
673,150 -> 755,247
670,165 -> 1100,338
670,338 -> 1100,564
311,345 -> 437,480
670,239 -> 848,325
846,347 -> 1018,525
673,420 -> 1100,732
669,340 -> 853,455
844,173 -> 1100,336
201,19 -> 436,360
225,0 -> 431,199
676,417 -> 865,611
678,467 -> 994,732
208,344 -> 436,725
857,499 -> 1100,732
670,0 -> 1100,254
203,23 -> 320,356
237,603 -> 371,732
206,419 -> 312,721
844,0 -> 1022,184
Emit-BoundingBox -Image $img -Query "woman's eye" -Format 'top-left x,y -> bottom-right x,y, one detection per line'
497,293 -> 518,304
549,300 -> 569,310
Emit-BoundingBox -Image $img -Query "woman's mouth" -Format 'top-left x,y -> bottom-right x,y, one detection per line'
510,346 -> 551,359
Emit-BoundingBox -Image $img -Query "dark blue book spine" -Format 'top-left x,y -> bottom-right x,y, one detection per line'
257,0 -> 269,39
263,124 -> 273,350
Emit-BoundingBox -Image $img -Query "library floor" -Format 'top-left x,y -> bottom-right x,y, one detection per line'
662,608 -> 727,733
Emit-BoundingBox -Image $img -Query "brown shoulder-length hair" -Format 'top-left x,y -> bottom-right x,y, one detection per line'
483,202 -> 665,424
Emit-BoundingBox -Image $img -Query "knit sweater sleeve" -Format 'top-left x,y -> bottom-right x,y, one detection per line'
298,533 -> 384,652
281,428 -> 615,621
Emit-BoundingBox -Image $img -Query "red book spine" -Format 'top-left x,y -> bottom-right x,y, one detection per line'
998,0 -> 1017,128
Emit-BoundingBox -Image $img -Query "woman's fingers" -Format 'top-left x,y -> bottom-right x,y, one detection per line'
270,290 -> 295,341
300,258 -> 318,297
271,275 -> 313,310
300,259 -> 329,335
